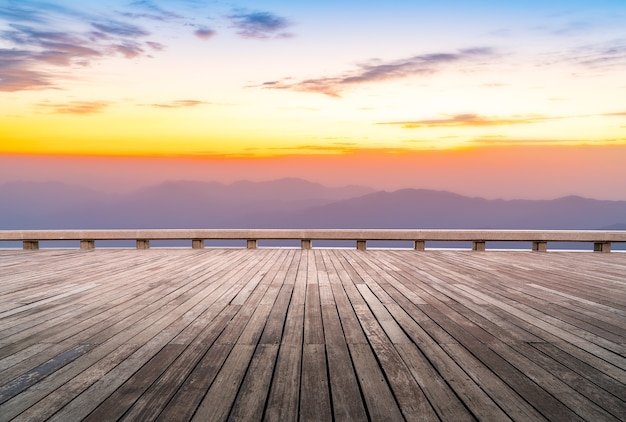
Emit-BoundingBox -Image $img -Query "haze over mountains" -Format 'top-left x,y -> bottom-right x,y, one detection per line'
1,178 -> 625,231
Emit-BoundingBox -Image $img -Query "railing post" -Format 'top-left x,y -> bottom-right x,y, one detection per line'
594,242 -> 611,253
80,240 -> 95,250
192,239 -> 204,249
472,241 -> 486,251
301,239 -> 312,250
414,240 -> 425,251
247,239 -> 258,249
357,240 -> 367,251
23,240 -> 39,250
532,241 -> 547,252
136,239 -> 150,249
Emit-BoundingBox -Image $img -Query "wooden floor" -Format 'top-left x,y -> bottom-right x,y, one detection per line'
0,249 -> 624,421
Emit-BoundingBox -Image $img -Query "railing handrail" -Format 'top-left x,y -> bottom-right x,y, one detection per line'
1,229 -> 624,252
0,228 -> 625,241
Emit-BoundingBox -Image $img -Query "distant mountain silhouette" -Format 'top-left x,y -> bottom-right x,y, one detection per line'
1,179 -> 624,231
252,190 -> 626,229
0,179 -> 373,229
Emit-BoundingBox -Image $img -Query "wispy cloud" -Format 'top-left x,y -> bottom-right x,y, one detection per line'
0,2 -> 164,91
258,48 -> 495,97
91,20 -> 150,38
0,50 -> 54,91
574,39 -> 626,70
112,42 -> 146,59
0,2 -> 289,91
148,100 -> 211,108
543,38 -> 626,72
37,100 -> 110,114
228,10 -> 292,39
146,41 -> 165,51
382,111 -> 626,129
471,137 -> 626,147
122,0 -> 183,22
194,27 -> 216,40
381,113 -> 555,129
0,0 -> 193,91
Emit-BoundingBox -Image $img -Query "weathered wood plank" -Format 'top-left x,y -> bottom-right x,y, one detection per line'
347,343 -> 404,421
83,344 -> 185,421
192,344 -> 256,422
321,305 -> 368,421
228,344 -> 278,421
300,344 -> 332,421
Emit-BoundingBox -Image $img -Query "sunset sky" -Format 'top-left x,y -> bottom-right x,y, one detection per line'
1,0 -> 625,199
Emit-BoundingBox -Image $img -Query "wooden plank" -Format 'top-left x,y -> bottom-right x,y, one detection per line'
347,343 -> 404,421
264,344 -> 301,421
5,344 -> 138,422
228,344 -> 278,421
489,341 -> 623,421
0,344 -> 93,406
419,303 -> 584,421
0,250 -> 238,377
531,342 -> 626,400
323,251 -> 367,345
117,308 -> 239,422
320,304 -> 368,421
453,284 -> 626,375
300,344 -> 332,421
192,344 -> 256,422
264,251 -> 308,420
304,280 -> 324,344
395,343 -> 477,422
42,251 -> 264,421
259,284 -> 295,344
155,343 -> 233,422
259,251 -> 298,345
378,295 -> 522,420
83,344 -> 185,421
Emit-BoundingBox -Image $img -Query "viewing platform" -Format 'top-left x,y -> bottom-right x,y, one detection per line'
0,230 -> 625,421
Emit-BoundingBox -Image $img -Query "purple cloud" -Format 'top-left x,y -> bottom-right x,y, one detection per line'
194,27 -> 216,40
0,3 -> 160,91
0,50 -> 54,91
112,42 -> 145,59
259,48 -> 494,97
146,41 -> 165,51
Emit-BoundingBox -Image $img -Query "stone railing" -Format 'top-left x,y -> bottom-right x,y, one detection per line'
1,229 -> 625,252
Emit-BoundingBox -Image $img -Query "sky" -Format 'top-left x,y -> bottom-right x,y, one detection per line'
1,0 -> 625,199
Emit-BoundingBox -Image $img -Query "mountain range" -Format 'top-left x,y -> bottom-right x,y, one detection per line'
1,178 -> 625,231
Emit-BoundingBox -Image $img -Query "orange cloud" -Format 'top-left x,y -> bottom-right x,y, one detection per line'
380,113 -> 556,128
148,100 -> 211,109
382,111 -> 626,129
36,100 -> 110,114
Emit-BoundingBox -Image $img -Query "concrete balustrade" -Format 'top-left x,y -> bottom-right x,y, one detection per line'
1,229 -> 624,252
